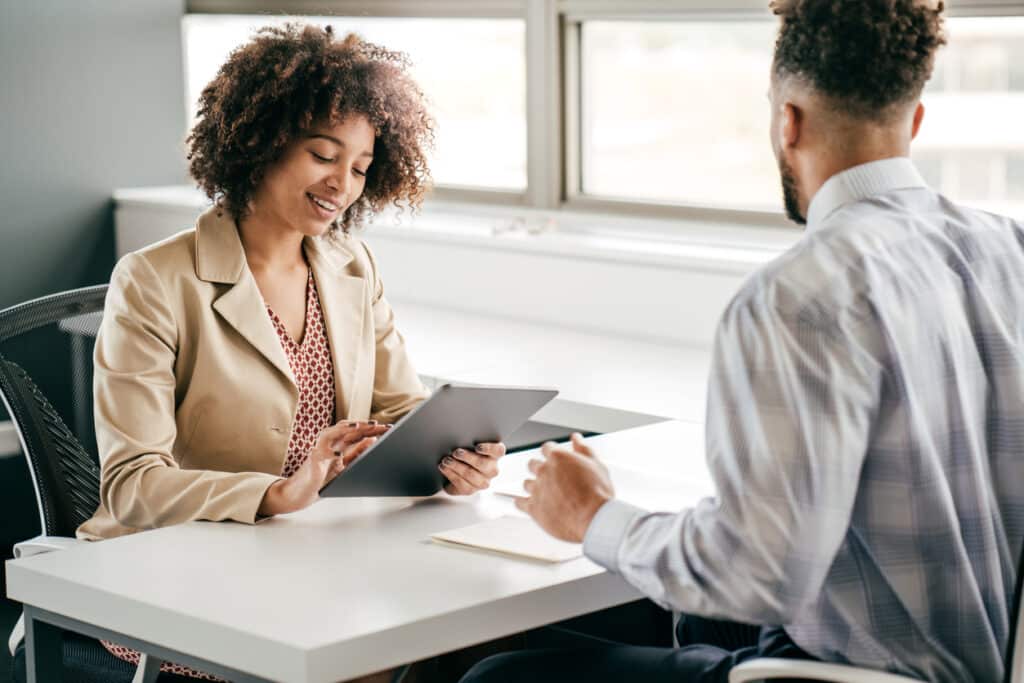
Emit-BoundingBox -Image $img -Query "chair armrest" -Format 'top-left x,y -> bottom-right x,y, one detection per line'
8,535 -> 86,655
13,534 -> 85,558
729,658 -> 924,683
7,614 -> 23,658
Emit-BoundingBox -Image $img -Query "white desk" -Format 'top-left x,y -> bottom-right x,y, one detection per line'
395,304 -> 713,433
6,420 -> 713,683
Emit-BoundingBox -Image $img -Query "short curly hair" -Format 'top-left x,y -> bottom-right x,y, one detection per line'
186,24 -> 434,231
771,0 -> 947,121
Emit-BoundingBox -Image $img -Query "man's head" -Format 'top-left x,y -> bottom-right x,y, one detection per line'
769,0 -> 946,223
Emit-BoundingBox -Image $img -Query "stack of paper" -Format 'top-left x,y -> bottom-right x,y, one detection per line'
430,515 -> 583,563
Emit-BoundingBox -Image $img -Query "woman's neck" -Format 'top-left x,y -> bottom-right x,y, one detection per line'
237,208 -> 307,274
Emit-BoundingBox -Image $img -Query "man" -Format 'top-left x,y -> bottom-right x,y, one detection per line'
463,1 -> 1024,682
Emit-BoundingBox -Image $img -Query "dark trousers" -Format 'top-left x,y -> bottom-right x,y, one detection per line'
460,608 -> 814,683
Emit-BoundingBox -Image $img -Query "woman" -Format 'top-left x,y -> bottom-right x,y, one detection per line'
74,24 -> 505,680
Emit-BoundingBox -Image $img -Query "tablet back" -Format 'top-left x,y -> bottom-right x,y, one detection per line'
320,384 -> 558,497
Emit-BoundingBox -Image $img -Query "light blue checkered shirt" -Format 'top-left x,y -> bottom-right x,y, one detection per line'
584,157 -> 1024,682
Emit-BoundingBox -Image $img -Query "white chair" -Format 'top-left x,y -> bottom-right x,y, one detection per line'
729,658 -> 926,682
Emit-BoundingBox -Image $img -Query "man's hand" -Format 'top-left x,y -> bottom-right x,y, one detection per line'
515,433 -> 615,543
258,420 -> 390,516
439,442 -> 506,495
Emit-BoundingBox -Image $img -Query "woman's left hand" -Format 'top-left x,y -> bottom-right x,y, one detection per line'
439,442 -> 506,495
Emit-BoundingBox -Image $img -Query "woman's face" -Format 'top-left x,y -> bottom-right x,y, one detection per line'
249,114 -> 376,236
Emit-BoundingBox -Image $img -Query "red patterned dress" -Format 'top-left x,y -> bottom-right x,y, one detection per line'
101,269 -> 336,680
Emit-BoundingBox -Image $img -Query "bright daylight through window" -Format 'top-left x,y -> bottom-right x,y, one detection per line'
185,11 -> 1024,222
914,16 -> 1024,218
579,16 -> 1024,219
183,14 -> 527,192
579,20 -> 779,211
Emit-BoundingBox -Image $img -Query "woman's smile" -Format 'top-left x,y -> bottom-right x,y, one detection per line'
306,191 -> 340,220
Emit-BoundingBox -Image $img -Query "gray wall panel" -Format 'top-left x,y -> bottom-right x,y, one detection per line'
0,0 -> 188,584
0,0 -> 187,308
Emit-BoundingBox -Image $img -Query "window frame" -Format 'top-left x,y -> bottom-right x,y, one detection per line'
186,0 -> 1024,231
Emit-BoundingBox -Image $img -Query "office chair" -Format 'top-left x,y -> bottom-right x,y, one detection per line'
729,538 -> 1024,683
0,285 -> 166,682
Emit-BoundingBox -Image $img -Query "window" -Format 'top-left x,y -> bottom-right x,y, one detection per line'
576,20 -> 779,212
184,2 -> 1024,227
1009,154 -> 1024,201
913,16 -> 1024,218
182,14 -> 527,192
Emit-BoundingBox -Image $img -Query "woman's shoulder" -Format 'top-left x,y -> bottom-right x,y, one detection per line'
116,228 -> 198,278
108,229 -> 201,307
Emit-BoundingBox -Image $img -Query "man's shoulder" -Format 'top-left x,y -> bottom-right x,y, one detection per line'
724,223 -> 880,336
730,190 -> 1024,331
728,238 -> 840,316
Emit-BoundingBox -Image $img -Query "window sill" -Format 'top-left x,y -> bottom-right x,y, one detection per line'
114,185 -> 789,347
114,185 -> 797,275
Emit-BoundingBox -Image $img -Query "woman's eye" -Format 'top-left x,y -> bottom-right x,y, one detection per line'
311,151 -> 335,163
353,168 -> 367,178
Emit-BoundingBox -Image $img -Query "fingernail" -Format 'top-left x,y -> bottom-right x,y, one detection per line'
456,448 -> 467,456
368,420 -> 378,426
441,456 -> 453,467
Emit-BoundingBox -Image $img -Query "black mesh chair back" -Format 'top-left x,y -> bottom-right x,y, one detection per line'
0,286 -> 108,538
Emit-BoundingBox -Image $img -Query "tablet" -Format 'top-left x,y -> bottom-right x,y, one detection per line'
320,383 -> 558,497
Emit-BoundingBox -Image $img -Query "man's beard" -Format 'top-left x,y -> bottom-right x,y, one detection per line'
778,156 -> 806,225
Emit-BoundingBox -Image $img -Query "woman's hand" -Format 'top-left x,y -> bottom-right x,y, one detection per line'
438,442 -> 507,495
258,421 -> 390,516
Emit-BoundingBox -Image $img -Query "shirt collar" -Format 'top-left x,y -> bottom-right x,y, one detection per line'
805,157 -> 928,232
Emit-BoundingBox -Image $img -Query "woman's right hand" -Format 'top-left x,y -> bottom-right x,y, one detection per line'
258,421 -> 390,517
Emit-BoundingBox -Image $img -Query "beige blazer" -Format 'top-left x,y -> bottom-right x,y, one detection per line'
77,207 -> 429,541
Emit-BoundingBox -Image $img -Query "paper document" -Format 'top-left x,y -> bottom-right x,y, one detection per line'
430,515 -> 583,563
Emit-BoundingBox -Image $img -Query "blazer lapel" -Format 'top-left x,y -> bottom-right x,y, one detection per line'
212,278 -> 296,386
305,236 -> 363,421
195,207 -> 296,387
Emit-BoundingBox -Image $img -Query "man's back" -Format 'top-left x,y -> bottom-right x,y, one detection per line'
463,4 -> 1002,683
748,168 -> 1024,681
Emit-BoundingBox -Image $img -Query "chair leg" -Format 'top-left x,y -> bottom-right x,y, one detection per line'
24,608 -> 62,683
132,653 -> 164,683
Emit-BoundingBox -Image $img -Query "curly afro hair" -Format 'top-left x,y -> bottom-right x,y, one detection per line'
186,23 -> 434,231
771,0 -> 947,121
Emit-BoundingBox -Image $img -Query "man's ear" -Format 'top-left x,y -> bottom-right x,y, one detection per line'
911,102 -> 925,140
781,101 -> 802,150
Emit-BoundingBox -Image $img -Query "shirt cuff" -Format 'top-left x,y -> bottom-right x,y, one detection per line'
582,498 -> 647,573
